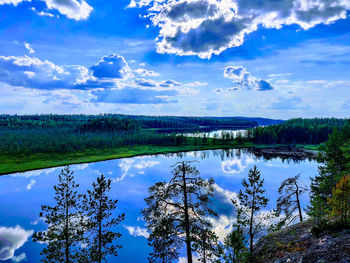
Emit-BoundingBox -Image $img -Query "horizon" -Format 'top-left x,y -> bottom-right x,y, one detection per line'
1,0 -> 350,118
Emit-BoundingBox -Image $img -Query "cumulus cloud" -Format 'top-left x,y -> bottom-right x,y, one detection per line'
0,0 -> 93,20
124,226 -> 150,238
24,42 -> 35,54
224,66 -> 274,91
0,53 -> 187,105
130,0 -> 350,58
91,54 -> 133,79
0,55 -> 91,90
0,225 -> 33,261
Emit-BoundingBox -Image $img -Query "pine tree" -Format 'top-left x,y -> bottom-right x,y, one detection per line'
142,161 -> 216,263
232,165 -> 269,253
33,166 -> 84,263
276,174 -> 307,226
82,174 -> 125,263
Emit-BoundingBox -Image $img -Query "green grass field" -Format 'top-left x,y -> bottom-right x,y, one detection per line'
0,143 -> 321,175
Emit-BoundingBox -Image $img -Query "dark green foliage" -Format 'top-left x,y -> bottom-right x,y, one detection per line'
77,117 -> 139,133
33,166 -> 84,263
221,224 -> 247,263
311,221 -> 350,237
142,161 -> 216,263
147,217 -> 182,263
192,228 -> 219,263
308,122 -> 350,224
0,114 -> 263,156
232,166 -> 269,253
250,118 -> 348,145
82,174 -> 125,263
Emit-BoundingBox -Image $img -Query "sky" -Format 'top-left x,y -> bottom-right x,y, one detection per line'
0,0 -> 350,119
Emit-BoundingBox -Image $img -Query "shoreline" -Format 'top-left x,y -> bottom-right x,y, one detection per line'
0,144 -> 320,176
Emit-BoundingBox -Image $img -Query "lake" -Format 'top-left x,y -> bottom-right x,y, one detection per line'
0,148 -> 319,262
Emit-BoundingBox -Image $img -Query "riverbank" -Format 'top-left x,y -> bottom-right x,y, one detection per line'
0,144 -> 320,175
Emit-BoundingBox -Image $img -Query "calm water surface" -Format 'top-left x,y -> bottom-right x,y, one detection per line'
0,149 -> 318,262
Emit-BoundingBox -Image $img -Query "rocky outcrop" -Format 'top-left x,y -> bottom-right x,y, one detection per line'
253,221 -> 350,263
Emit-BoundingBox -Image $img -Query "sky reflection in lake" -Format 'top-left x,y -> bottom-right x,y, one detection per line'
0,149 -> 318,262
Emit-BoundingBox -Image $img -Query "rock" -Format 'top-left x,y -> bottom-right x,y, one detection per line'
253,221 -> 350,263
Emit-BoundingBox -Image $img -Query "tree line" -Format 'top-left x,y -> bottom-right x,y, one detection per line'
36,160 -> 311,262
0,116 -> 347,156
249,118 -> 347,145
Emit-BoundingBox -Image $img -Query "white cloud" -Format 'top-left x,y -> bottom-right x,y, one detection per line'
134,160 -> 160,169
0,55 -> 91,90
224,66 -> 274,91
113,160 -> 160,182
185,81 -> 208,87
113,159 -> 134,183
91,54 -> 133,79
11,167 -> 61,178
221,155 -> 254,174
0,225 -> 33,261
30,7 -> 55,17
0,0 -> 92,20
0,0 -> 26,6
12,253 -> 26,262
124,225 -> 150,238
45,0 -> 92,20
24,42 -> 35,54
134,68 -> 160,77
26,179 -> 36,190
130,0 -> 350,58
178,256 -> 200,263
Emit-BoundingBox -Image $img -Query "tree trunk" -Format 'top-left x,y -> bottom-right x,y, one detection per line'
202,232 -> 206,263
65,186 -> 70,263
295,184 -> 303,222
249,194 -> 255,253
98,198 -> 102,263
182,162 -> 193,263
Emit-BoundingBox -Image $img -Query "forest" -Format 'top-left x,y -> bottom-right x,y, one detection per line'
0,115 -> 348,175
0,114 -> 278,156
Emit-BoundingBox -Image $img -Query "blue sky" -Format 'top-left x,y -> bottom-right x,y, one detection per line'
0,0 -> 350,118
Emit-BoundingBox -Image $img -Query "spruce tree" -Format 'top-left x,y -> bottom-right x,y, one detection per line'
82,174 -> 125,263
232,165 -> 269,253
222,224 -> 247,263
33,166 -> 84,263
